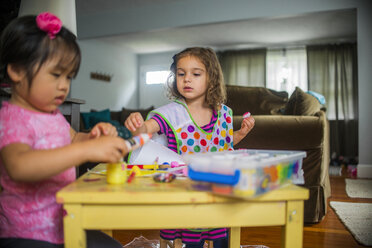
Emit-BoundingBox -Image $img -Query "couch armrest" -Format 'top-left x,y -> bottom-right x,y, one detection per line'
234,114 -> 325,150
233,111 -> 330,223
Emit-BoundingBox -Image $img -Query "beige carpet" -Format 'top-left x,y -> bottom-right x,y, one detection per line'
345,178 -> 372,198
330,201 -> 372,246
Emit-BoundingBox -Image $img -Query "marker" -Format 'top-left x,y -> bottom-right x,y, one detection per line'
127,171 -> 136,183
124,133 -> 152,151
243,112 -> 251,118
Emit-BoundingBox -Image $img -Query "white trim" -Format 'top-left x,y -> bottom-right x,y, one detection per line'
357,164 -> 372,179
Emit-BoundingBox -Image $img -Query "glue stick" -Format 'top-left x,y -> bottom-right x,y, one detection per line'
124,133 -> 152,151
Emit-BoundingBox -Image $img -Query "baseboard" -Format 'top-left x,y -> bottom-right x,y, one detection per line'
357,164 -> 372,179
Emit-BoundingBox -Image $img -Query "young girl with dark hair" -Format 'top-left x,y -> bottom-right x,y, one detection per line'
0,13 -> 128,248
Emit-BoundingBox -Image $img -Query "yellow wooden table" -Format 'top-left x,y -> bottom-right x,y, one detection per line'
57,164 -> 309,248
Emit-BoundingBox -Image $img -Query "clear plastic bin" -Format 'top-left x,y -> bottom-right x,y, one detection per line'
183,149 -> 306,198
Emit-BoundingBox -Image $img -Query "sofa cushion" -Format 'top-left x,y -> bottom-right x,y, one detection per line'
120,106 -> 155,123
284,87 -> 321,116
226,85 -> 288,115
81,108 -> 111,129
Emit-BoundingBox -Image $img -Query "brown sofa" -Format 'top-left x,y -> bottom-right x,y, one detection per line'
226,85 -> 331,223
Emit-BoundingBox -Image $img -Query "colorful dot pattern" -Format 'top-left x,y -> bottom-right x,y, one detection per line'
176,104 -> 234,154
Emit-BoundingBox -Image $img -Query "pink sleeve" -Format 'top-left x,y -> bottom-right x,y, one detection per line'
0,113 -> 34,150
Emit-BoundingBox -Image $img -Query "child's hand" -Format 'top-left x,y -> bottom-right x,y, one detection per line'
124,112 -> 145,132
233,116 -> 255,146
239,116 -> 255,136
89,122 -> 118,139
86,136 -> 128,163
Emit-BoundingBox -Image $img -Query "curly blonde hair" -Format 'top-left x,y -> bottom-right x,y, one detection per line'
166,47 -> 226,110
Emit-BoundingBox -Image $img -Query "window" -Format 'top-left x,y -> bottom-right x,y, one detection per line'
145,70 -> 171,85
266,47 -> 307,95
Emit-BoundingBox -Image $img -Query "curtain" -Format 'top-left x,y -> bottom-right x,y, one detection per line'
218,49 -> 266,86
307,43 -> 358,159
266,48 -> 307,95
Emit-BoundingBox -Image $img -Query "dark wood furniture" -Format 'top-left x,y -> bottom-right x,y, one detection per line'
0,88 -> 85,131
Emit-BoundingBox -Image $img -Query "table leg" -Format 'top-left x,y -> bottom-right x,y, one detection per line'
229,227 -> 241,248
281,200 -> 304,248
63,204 -> 86,248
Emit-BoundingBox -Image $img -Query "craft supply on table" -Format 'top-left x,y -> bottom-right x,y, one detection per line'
92,163 -> 188,175
106,134 -> 152,185
126,161 -> 186,170
183,149 -> 306,198
243,112 -> 251,118
124,133 -> 152,151
126,164 -> 159,170
127,169 -> 137,183
153,173 -> 176,183
130,165 -> 142,176
106,162 -> 127,184
212,183 -> 233,194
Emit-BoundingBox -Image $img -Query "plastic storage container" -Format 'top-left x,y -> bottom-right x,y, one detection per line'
183,149 -> 306,198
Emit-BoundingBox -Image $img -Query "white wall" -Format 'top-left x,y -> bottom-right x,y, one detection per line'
71,39 -> 137,112
77,0 -> 359,39
138,51 -> 175,108
19,0 -> 77,35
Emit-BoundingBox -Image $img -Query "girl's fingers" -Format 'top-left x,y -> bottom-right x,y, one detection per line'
90,128 -> 97,137
135,114 -> 143,127
126,121 -> 136,132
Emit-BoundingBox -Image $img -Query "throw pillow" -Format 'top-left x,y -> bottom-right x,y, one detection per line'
226,85 -> 288,115
120,106 -> 155,123
81,112 -> 92,130
284,87 -> 321,115
81,109 -> 111,129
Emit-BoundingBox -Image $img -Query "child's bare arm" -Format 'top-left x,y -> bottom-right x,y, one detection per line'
0,136 -> 128,182
233,116 -> 255,146
71,122 -> 118,143
124,112 -> 160,135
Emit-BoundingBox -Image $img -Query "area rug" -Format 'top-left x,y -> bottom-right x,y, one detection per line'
330,201 -> 372,246
345,178 -> 372,198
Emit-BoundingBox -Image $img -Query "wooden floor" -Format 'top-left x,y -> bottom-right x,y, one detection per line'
113,169 -> 372,248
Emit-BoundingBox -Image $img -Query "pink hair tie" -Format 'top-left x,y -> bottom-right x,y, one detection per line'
36,12 -> 62,39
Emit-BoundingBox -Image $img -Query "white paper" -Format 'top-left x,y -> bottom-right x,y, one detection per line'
129,139 -> 185,165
